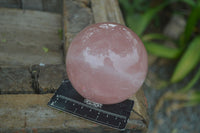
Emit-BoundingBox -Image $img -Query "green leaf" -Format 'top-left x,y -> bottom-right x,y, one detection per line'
142,33 -> 168,42
180,90 -> 200,107
144,42 -> 182,59
126,13 -> 140,34
180,0 -> 196,7
171,36 -> 200,83
186,91 -> 200,106
119,0 -> 150,14
42,47 -> 49,53
1,39 -> 6,43
172,129 -> 178,133
118,0 -> 134,14
191,91 -> 200,102
180,68 -> 200,92
126,1 -> 171,36
58,29 -> 63,40
180,2 -> 200,47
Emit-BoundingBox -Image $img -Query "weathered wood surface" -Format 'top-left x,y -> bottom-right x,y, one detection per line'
0,64 -> 67,94
0,0 -> 21,8
91,0 -> 125,25
0,7 -> 65,94
0,8 -> 63,66
0,0 -> 62,13
32,64 -> 67,94
63,0 -> 93,57
0,66 -> 33,94
0,94 -> 143,133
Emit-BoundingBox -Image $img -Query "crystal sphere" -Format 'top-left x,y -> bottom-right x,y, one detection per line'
66,22 -> 148,104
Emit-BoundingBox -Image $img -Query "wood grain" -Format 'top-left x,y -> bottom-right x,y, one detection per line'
0,8 -> 63,66
91,0 -> 125,25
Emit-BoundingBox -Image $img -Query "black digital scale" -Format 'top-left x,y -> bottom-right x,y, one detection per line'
48,80 -> 134,130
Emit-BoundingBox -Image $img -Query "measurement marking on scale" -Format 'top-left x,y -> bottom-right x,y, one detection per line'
56,95 -> 126,119
50,102 -> 54,106
48,80 -> 134,131
118,122 -> 121,128
74,108 -> 77,113
96,115 -> 99,120
56,96 -> 59,100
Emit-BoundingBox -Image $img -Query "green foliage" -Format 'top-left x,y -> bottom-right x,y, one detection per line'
170,1 -> 200,87
130,2 -> 169,36
1,39 -> 6,43
180,68 -> 200,92
179,1 -> 200,47
119,0 -> 175,36
58,29 -> 63,40
144,42 -> 182,59
142,33 -> 168,42
171,36 -> 200,83
119,0 -> 150,13
119,0 -> 200,93
180,0 -> 196,7
186,91 -> 200,106
42,47 -> 49,53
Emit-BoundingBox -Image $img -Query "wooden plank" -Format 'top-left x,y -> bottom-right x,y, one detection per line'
0,0 -> 21,8
0,64 -> 67,94
0,66 -> 33,94
22,0 -> 43,11
32,64 -> 67,94
0,0 -> 62,13
91,0 -> 125,24
0,8 -> 65,94
0,8 -> 63,66
128,89 -> 149,130
0,94 -> 142,133
63,0 -> 93,57
42,0 -> 63,13
22,0 -> 62,13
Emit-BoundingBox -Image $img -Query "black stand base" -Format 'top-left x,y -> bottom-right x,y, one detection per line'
48,80 -> 134,130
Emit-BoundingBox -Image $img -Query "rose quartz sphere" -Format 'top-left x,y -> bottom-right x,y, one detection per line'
66,22 -> 148,104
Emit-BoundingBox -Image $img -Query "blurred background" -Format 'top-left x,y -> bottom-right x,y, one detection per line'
118,0 -> 200,133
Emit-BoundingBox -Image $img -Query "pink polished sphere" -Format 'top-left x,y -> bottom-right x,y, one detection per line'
66,22 -> 148,104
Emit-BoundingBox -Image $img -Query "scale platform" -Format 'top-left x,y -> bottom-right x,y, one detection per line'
47,80 -> 134,130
